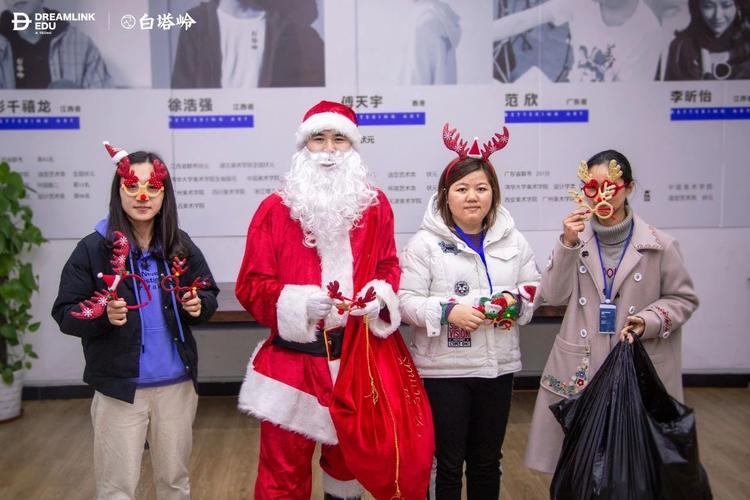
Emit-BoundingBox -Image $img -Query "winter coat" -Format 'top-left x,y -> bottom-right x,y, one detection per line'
524,213 -> 699,473
51,230 -> 219,403
399,194 -> 541,379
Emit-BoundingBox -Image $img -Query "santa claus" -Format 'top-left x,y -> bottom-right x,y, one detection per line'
237,101 -> 416,499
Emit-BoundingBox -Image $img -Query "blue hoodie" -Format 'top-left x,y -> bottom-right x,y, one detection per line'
95,219 -> 189,387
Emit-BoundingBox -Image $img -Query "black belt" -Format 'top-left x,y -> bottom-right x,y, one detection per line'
272,327 -> 344,361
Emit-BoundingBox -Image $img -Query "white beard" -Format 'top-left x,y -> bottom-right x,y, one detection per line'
280,148 -> 378,248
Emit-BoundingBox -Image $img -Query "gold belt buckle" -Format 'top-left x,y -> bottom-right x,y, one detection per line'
323,328 -> 333,361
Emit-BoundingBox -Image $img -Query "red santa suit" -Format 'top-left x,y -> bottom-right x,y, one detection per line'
236,189 -> 402,496
237,187 -> 401,429
237,101 -> 433,500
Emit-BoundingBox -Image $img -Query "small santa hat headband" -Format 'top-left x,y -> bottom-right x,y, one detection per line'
441,123 -> 510,181
103,141 -> 169,189
295,100 -> 362,150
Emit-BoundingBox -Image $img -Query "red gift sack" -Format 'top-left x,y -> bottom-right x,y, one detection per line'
329,206 -> 435,500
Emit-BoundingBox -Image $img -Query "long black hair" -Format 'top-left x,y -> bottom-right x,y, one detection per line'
106,151 -> 184,259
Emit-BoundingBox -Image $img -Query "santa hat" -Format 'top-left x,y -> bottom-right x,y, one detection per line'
295,100 -> 362,150
103,141 -> 128,165
97,272 -> 122,292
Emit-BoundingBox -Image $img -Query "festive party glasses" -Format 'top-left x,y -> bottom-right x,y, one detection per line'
582,179 -> 625,199
121,180 -> 164,200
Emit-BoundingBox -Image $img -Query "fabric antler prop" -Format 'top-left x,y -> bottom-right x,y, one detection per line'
70,231 -> 152,319
160,256 -> 212,303
442,123 -> 510,180
326,281 -> 376,315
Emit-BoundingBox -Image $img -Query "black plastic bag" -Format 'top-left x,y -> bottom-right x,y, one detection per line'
549,337 -> 712,500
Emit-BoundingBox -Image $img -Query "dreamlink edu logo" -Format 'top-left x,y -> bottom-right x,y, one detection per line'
12,11 -> 95,33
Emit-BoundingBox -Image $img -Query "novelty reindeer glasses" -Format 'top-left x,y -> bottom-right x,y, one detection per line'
568,159 -> 625,220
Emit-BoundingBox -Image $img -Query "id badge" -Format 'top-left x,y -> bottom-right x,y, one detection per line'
599,303 -> 617,335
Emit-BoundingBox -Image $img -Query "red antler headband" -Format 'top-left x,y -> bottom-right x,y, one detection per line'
70,230 -> 152,319
103,140 -> 169,188
442,123 -> 510,181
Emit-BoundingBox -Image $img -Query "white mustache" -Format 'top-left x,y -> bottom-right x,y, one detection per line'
305,148 -> 352,167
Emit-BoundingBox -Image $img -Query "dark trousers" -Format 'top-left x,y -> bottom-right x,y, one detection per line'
423,374 -> 514,500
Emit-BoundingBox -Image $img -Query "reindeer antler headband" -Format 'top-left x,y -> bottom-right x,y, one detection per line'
103,141 -> 169,191
441,123 -> 510,181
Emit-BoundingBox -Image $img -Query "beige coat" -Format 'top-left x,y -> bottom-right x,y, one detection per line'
524,214 -> 699,473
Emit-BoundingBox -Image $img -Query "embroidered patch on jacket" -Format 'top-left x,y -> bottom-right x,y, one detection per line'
438,241 -> 460,255
651,304 -> 672,333
447,324 -> 471,347
541,350 -> 590,397
454,281 -> 470,296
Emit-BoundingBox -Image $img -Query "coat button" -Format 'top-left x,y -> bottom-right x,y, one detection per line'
628,306 -> 636,314
579,265 -> 587,274
580,329 -> 588,338
579,297 -> 587,306
633,273 -> 642,282
663,331 -> 671,339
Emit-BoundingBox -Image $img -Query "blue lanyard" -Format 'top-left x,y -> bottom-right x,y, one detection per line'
594,222 -> 633,303
453,225 -> 493,294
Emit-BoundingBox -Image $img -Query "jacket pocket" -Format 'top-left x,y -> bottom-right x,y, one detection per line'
486,246 -> 521,290
540,335 -> 591,398
486,246 -> 520,261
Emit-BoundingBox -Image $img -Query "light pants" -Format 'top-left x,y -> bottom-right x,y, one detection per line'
91,380 -> 199,500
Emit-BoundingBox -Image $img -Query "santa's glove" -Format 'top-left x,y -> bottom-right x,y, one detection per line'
306,290 -> 334,321
349,297 -> 381,322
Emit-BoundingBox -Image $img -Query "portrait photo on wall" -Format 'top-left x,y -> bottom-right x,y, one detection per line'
492,0 -> 679,82
664,0 -> 750,80
0,0 -> 121,89
493,0 -> 571,83
0,0 -> 153,89
167,0 -> 325,89
357,0 -> 493,86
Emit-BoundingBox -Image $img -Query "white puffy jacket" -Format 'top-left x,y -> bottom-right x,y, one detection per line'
399,194 -> 541,378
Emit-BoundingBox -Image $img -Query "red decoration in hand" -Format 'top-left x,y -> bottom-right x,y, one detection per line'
326,280 -> 376,314
160,256 -> 211,303
70,231 -> 152,320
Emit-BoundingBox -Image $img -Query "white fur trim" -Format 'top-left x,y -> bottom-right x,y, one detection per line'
238,342 -> 338,444
322,471 -> 364,498
276,284 -> 320,342
316,234 -> 354,330
360,279 -> 401,338
103,141 -> 128,164
296,112 -> 362,150
328,359 -> 340,384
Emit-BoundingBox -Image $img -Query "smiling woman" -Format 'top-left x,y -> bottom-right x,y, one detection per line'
398,123 -> 540,499
51,141 -> 219,499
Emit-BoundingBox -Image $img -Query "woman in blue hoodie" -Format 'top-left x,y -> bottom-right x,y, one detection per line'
52,143 -> 219,500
